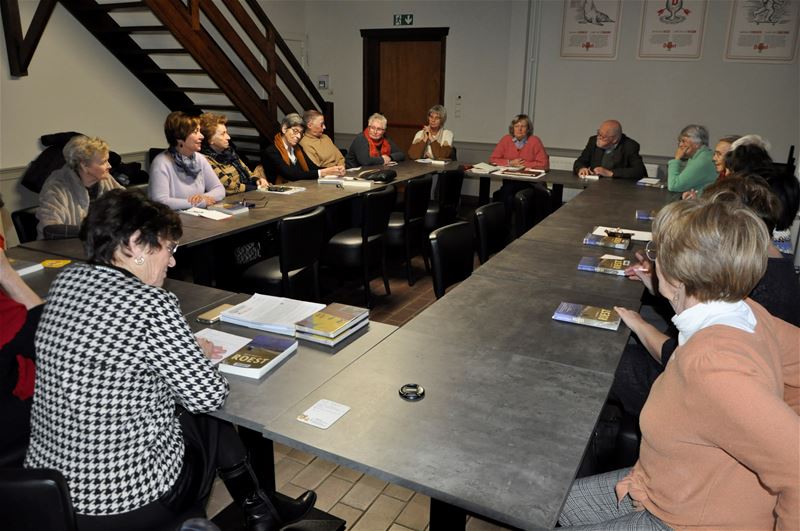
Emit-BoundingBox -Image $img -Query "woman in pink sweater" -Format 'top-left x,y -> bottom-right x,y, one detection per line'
559,199 -> 799,530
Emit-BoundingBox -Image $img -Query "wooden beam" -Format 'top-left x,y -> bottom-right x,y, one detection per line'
0,0 -> 57,76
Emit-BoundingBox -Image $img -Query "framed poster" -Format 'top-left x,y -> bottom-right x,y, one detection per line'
638,0 -> 708,60
725,0 -> 800,62
560,0 -> 622,59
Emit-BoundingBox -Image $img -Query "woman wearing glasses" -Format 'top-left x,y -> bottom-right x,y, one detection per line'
345,112 -> 406,168
560,198 -> 799,530
264,113 -> 344,183
26,190 -> 316,531
149,111 -> 226,211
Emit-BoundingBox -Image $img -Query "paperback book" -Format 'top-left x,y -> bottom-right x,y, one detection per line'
636,177 -> 665,189
209,202 -> 250,215
552,302 -> 621,331
9,258 -> 44,276
296,318 -> 369,347
582,233 -> 631,250
218,335 -> 298,379
635,209 -> 656,221
578,256 -> 630,276
220,294 -> 325,336
496,168 -> 546,179
295,303 -> 369,338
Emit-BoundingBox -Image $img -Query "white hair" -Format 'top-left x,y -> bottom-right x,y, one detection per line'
730,134 -> 771,154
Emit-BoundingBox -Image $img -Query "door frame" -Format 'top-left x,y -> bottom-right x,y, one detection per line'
360,27 -> 449,127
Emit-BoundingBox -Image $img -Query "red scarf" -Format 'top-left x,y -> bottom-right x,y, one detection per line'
363,128 -> 391,159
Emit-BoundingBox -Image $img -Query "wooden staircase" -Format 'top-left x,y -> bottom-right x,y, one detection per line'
57,0 -> 334,164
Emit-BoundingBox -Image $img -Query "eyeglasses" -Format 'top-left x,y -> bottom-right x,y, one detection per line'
368,125 -> 386,132
286,127 -> 304,136
645,240 -> 657,261
166,242 -> 180,255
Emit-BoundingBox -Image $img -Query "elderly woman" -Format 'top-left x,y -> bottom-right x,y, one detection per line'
25,190 -> 315,531
681,134 -> 741,199
149,111 -> 225,210
199,112 -> 267,194
408,105 -> 454,160
346,113 -> 406,168
265,113 -> 344,182
489,114 -> 549,169
36,135 -> 123,240
561,199 -> 799,530
0,246 -> 44,467
667,124 -> 717,193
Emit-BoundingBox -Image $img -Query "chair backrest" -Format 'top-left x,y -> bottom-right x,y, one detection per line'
473,202 -> 507,264
362,185 -> 397,239
279,205 -> 326,274
513,184 -> 551,238
436,169 -> 465,226
404,175 -> 433,223
0,467 -> 76,531
429,221 -> 474,299
11,206 -> 39,244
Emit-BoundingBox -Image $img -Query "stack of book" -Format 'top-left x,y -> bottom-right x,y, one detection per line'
220,294 -> 325,336
194,328 -> 299,379
295,303 -> 370,347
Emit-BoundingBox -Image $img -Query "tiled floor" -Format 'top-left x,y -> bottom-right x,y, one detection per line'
209,252 -> 514,530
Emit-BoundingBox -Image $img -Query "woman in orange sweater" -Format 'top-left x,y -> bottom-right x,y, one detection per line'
559,199 -> 799,530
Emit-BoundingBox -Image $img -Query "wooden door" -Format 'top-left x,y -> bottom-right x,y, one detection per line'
362,28 -> 448,155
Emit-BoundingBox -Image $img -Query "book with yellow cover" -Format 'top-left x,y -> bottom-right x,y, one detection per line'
552,302 -> 620,331
218,335 -> 298,379
582,233 -> 630,250
296,319 -> 369,347
295,303 -> 369,338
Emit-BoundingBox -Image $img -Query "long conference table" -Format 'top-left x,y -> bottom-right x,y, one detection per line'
13,163 -> 676,530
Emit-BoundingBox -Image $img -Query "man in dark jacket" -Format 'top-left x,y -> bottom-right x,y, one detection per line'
573,120 -> 647,179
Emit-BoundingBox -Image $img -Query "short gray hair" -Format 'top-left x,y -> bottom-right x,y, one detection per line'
679,124 -> 709,147
731,134 -> 771,153
63,135 -> 109,172
367,113 -> 388,128
281,113 -> 305,130
428,105 -> 447,125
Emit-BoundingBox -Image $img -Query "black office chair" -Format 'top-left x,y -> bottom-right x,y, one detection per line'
11,206 -> 39,244
473,202 -> 508,264
513,184 -> 551,238
0,467 -> 76,531
241,206 -> 326,301
325,185 -> 397,307
424,169 -> 465,233
429,221 -> 474,299
386,175 -> 433,285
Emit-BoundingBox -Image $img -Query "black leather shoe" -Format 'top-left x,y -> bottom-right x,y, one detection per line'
269,490 -> 317,525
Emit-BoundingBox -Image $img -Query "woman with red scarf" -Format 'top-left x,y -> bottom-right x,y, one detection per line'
0,238 -> 44,466
345,113 -> 406,168
264,113 -> 345,183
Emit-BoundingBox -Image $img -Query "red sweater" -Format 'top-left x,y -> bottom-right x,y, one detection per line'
489,135 -> 549,169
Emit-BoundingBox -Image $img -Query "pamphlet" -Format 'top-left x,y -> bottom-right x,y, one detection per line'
297,399 -> 351,429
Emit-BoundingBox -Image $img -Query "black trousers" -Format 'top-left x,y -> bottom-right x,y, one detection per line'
76,413 -> 246,531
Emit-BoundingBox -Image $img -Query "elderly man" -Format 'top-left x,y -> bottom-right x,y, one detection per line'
573,120 -> 647,179
346,113 -> 405,168
299,110 -> 346,171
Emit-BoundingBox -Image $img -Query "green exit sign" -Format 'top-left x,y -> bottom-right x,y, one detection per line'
393,14 -> 413,26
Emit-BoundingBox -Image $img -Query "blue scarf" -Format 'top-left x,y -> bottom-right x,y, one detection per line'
169,147 -> 202,179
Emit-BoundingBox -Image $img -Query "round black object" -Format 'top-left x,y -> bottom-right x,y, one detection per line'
399,383 -> 425,401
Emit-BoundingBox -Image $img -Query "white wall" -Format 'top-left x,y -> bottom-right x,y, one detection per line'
0,3 -> 169,171
298,0 -> 528,144
534,0 -> 799,161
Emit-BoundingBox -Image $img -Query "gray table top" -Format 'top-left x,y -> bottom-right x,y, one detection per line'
183,295 -> 398,431
466,167 -> 589,189
263,326 -> 613,530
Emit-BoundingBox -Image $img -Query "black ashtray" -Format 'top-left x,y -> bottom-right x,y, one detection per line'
399,383 -> 425,401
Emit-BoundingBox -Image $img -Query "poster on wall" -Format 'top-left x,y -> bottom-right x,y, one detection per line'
638,0 -> 708,60
725,0 -> 800,62
560,0 -> 622,59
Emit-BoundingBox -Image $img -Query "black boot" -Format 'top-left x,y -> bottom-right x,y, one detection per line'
219,459 -> 316,530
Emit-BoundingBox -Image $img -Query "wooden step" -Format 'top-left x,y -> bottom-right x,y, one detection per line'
90,1 -> 148,11
118,48 -> 188,55
200,104 -> 240,112
226,120 -> 254,128
163,87 -> 224,94
141,68 -> 206,75
99,25 -> 167,33
230,134 -> 261,144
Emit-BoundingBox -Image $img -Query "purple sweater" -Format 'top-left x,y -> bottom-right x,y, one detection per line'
149,151 -> 225,210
